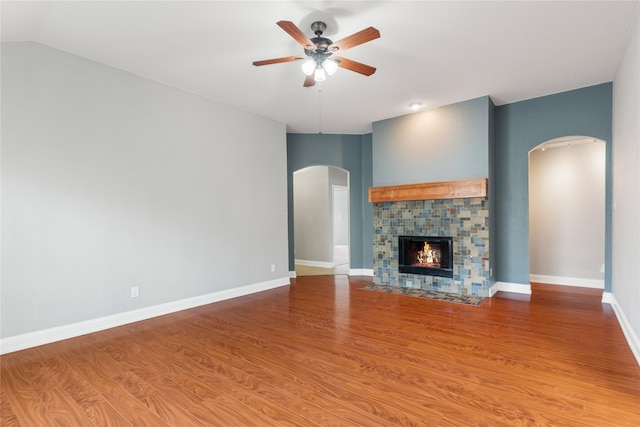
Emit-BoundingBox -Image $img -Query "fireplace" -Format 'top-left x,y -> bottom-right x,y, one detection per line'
370,180 -> 489,296
399,236 -> 453,278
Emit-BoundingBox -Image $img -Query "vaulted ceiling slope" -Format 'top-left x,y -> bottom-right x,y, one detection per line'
2,1 -> 638,134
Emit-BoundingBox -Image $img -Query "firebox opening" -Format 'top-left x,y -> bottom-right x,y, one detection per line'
399,236 -> 453,278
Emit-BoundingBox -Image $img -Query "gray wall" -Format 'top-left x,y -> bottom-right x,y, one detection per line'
529,141 -> 606,282
333,185 -> 349,247
1,42 -> 289,338
287,133 -> 373,271
372,96 -> 491,187
328,167 -> 350,248
495,83 -> 613,290
293,166 -> 332,263
612,10 -> 639,357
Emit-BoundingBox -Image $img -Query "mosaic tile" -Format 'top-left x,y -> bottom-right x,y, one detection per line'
359,284 -> 485,306
372,197 -> 490,296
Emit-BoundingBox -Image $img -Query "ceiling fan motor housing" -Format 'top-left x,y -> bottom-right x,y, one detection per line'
305,21 -> 335,63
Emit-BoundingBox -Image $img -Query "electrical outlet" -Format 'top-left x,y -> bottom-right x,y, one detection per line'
271,264 -> 276,272
406,280 -> 413,288
131,286 -> 139,298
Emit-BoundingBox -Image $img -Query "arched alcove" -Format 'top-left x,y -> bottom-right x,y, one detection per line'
528,136 -> 606,289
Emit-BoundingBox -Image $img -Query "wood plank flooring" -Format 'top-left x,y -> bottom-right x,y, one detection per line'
2,275 -> 639,426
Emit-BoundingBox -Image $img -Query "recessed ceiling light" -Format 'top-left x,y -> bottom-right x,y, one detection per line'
409,102 -> 423,110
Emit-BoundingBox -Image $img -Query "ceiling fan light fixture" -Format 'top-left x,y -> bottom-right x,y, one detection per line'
314,66 -> 327,82
301,59 -> 316,76
324,59 -> 338,76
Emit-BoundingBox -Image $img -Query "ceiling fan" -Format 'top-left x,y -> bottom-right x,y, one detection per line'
252,20 -> 380,87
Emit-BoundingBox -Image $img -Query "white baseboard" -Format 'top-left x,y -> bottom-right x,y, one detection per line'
606,293 -> 640,366
530,274 -> 604,289
0,277 -> 290,355
349,268 -> 374,276
295,259 -> 334,268
290,268 -> 372,277
491,281 -> 532,296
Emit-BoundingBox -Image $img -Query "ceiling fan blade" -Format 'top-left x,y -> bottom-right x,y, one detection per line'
334,57 -> 377,76
328,27 -> 380,52
303,75 -> 316,87
253,56 -> 304,66
277,20 -> 316,51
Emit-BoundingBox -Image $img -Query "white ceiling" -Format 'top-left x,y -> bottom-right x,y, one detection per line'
2,1 -> 638,134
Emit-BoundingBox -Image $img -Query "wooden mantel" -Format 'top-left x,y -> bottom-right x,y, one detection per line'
368,178 -> 487,203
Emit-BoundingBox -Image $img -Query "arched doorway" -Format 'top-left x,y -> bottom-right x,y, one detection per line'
528,136 -> 606,289
293,165 -> 350,276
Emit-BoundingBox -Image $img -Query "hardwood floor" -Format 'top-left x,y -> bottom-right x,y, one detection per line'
2,275 -> 639,426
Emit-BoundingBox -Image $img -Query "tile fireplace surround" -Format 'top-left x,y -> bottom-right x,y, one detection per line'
370,179 -> 490,297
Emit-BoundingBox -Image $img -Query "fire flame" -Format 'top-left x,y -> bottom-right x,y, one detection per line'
417,242 -> 440,266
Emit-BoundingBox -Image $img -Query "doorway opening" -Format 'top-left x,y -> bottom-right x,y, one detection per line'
528,136 -> 605,290
293,166 -> 350,276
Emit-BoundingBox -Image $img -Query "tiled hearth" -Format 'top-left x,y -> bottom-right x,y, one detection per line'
372,197 -> 490,297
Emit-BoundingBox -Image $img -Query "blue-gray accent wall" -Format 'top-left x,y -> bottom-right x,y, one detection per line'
488,97 -> 497,286
372,96 -> 491,186
287,133 -> 373,271
494,83 -> 613,290
287,84 -> 612,290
